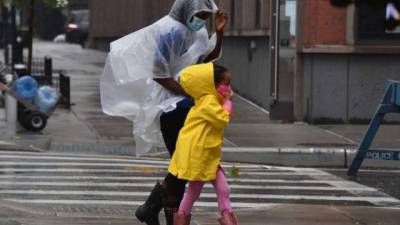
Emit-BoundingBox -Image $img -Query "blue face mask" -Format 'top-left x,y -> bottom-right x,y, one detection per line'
186,16 -> 206,32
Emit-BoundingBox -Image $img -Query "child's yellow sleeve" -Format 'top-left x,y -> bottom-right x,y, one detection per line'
198,95 -> 230,129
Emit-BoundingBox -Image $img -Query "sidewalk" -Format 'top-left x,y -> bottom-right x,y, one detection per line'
0,199 -> 399,225
1,41 -> 400,168
193,204 -> 400,225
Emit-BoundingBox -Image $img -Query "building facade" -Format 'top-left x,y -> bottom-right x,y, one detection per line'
296,0 -> 400,123
88,0 -> 400,123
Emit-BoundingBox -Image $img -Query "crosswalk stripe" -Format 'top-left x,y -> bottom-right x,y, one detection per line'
0,181 -> 373,191
0,151 -> 397,210
0,161 -> 316,172
0,168 -> 164,173
0,168 -> 325,176
0,162 -> 171,168
0,155 -> 168,165
0,153 -> 265,169
4,199 -> 280,208
0,152 -> 329,171
0,190 -> 364,196
0,175 -> 360,185
0,182 -> 374,191
0,191 -> 396,203
5,195 -> 399,205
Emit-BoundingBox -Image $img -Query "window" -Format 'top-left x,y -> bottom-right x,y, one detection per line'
386,2 -> 400,32
356,0 -> 400,43
255,0 -> 262,28
230,0 -> 235,29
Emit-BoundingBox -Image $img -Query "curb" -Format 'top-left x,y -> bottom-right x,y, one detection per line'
221,147 -> 400,168
0,200 -> 56,216
0,141 -> 46,153
148,147 -> 400,169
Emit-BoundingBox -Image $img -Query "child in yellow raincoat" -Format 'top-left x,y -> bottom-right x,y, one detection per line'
168,63 -> 239,225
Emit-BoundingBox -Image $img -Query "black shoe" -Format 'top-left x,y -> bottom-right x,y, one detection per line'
164,208 -> 178,225
135,182 -> 164,225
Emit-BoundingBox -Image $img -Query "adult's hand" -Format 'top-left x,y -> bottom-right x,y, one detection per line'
203,11 -> 228,63
215,11 -> 228,33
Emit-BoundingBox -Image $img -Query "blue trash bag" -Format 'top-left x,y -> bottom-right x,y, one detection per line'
14,76 -> 39,99
34,86 -> 58,113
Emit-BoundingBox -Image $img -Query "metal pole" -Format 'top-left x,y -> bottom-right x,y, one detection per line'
4,73 -> 17,135
293,0 -> 304,121
270,0 -> 280,102
27,0 -> 35,75
3,4 -> 10,66
1,6 -> 7,49
10,5 -> 16,68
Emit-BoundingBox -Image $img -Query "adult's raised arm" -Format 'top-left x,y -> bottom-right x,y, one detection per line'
203,11 -> 228,63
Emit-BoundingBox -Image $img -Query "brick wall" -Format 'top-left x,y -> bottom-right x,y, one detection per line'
302,0 -> 347,45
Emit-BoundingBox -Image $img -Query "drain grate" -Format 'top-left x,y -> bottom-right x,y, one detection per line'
50,143 -> 136,156
52,206 -> 132,217
297,143 -> 356,148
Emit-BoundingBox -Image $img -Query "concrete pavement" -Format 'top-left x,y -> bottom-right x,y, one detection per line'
0,200 -> 399,225
193,204 -> 400,225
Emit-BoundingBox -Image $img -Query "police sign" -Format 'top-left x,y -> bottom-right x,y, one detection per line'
348,81 -> 400,176
366,150 -> 400,161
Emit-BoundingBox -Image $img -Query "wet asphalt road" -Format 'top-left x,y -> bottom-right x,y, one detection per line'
324,168 -> 400,201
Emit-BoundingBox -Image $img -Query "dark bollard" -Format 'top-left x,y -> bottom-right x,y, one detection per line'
13,64 -> 28,77
5,44 -> 11,66
44,56 -> 53,85
12,36 -> 24,65
59,72 -> 71,109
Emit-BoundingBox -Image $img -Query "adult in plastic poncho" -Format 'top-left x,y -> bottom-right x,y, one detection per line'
100,0 -> 227,225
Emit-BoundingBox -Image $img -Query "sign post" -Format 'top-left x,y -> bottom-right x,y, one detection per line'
348,80 -> 400,176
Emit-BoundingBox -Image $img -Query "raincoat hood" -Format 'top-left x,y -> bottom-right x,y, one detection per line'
169,0 -> 218,24
180,63 -> 218,100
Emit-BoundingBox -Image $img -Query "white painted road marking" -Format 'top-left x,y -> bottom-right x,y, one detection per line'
0,151 -> 397,209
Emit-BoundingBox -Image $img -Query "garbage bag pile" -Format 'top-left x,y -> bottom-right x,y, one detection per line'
14,76 -> 58,113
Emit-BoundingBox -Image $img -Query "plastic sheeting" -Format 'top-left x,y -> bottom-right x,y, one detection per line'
100,0 -> 219,156
34,86 -> 58,113
14,76 -> 38,100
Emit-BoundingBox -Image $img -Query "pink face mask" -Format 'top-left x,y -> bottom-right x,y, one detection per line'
217,84 -> 231,96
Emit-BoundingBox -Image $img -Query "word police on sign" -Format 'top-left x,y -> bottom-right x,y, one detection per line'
366,152 -> 395,161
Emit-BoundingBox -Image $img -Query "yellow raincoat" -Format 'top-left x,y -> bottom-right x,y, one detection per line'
168,63 -> 230,181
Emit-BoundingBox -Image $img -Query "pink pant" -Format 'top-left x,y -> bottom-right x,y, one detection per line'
178,167 -> 232,216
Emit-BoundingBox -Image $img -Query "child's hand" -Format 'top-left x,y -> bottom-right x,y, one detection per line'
217,94 -> 225,105
224,89 -> 234,100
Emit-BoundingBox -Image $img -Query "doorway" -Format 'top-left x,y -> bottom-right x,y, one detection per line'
269,0 -> 297,121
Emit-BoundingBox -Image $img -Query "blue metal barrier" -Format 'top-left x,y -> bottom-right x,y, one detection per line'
348,80 -> 400,176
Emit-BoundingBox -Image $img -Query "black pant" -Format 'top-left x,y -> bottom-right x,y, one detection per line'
160,107 -> 190,208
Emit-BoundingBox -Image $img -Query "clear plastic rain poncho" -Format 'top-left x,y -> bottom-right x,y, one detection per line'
100,0 -> 219,156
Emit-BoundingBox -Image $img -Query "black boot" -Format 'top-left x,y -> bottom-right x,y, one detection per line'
164,208 -> 178,225
162,195 -> 182,225
162,174 -> 187,225
135,182 -> 164,225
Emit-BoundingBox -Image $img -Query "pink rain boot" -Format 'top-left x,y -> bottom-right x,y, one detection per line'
173,212 -> 191,225
219,212 -> 240,225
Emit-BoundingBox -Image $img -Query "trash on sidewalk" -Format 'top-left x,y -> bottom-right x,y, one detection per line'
0,75 -> 58,132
